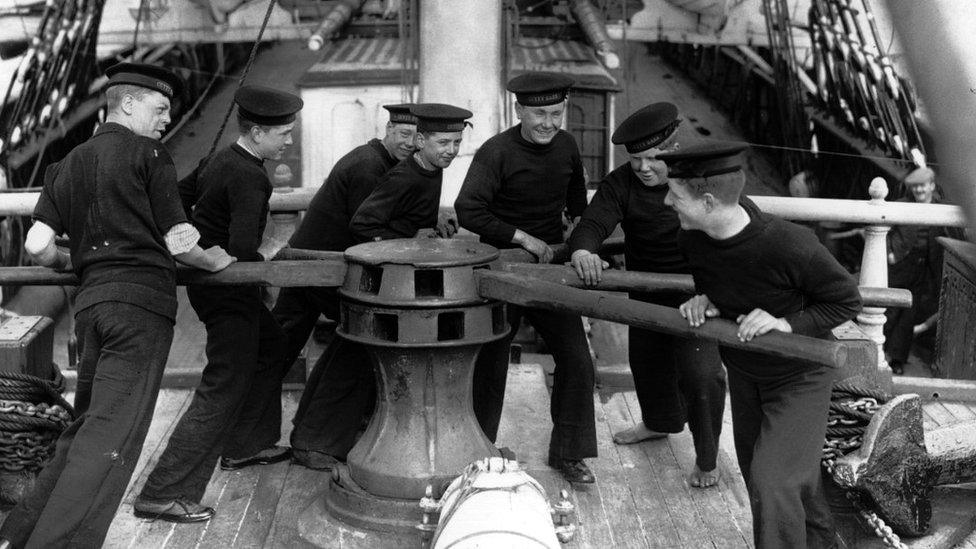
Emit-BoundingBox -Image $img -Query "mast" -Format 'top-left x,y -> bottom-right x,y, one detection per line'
418,0 -> 503,207
883,1 -> 976,231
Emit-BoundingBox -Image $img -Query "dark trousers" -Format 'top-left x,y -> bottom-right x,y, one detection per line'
139,286 -> 285,503
272,286 -> 341,369
472,305 -> 597,461
0,302 -> 173,548
629,291 -> 726,471
884,256 -> 938,364
273,287 -> 375,460
728,361 -> 837,549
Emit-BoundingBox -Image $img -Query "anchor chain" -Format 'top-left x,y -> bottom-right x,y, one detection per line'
0,370 -> 74,476
848,492 -> 908,549
821,382 -> 905,549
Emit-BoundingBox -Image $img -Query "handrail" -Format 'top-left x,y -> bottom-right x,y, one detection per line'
750,196 -> 967,227
0,188 -> 969,228
0,187 -> 320,217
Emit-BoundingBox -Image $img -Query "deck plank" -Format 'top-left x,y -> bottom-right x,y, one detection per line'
580,392 -> 648,548
600,390 -> 682,547
232,393 -> 301,547
496,361 -> 552,466
263,466 -> 323,549
713,401 -> 753,546
666,411 -> 751,548
103,388 -> 194,548
941,401 -> 976,423
921,407 -> 939,431
196,469 -> 263,547
624,391 -> 713,547
497,358 -> 614,546
924,401 -> 958,428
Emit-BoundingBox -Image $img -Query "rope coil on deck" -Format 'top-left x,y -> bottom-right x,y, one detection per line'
821,380 -> 907,549
0,369 -> 74,476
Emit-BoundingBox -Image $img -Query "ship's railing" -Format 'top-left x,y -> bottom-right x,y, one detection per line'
1,178 -> 971,391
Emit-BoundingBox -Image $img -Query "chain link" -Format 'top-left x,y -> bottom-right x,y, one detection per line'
0,371 -> 74,476
848,493 -> 908,549
822,385 -> 905,548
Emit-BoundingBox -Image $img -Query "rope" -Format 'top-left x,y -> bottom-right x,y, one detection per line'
0,370 -> 74,477
206,0 -> 280,157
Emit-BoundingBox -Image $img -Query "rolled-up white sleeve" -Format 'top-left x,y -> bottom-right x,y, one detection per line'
164,222 -> 200,255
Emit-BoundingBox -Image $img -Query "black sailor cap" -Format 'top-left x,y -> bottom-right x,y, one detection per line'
657,142 -> 748,179
612,102 -> 681,153
234,85 -> 303,126
410,103 -> 473,133
383,103 -> 418,125
507,72 -> 574,107
105,62 -> 183,99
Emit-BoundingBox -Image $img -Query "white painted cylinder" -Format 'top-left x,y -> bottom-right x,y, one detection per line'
432,458 -> 561,549
418,0 -> 503,207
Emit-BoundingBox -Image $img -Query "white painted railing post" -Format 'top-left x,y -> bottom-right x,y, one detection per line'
263,164 -> 302,258
856,177 -> 892,378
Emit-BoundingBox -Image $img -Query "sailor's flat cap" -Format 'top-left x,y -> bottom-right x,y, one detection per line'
234,85 -> 303,126
410,103 -> 473,133
612,103 -> 681,153
904,166 -> 935,186
105,62 -> 182,98
383,103 -> 418,125
658,142 -> 748,179
507,72 -> 574,107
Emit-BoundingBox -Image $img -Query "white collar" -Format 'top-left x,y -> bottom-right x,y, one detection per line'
236,138 -> 263,160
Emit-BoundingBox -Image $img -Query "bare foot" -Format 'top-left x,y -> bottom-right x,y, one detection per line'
689,465 -> 719,488
612,423 -> 668,445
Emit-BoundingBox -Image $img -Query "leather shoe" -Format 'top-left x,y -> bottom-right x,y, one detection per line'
133,497 -> 215,523
219,446 -> 291,471
548,458 -> 595,484
292,448 -> 341,471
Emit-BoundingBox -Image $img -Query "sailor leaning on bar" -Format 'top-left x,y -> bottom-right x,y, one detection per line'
0,62 -> 233,549
274,103 -> 417,471
133,85 -> 302,524
567,102 -> 727,490
663,142 -> 862,549
454,71 -> 596,484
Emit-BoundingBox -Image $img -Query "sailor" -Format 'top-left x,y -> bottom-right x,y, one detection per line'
278,103 -> 417,470
350,103 -> 472,240
0,63 -> 234,548
284,103 -> 471,469
663,142 -> 861,548
455,72 -> 596,484
883,166 -> 962,375
567,103 -> 727,488
133,85 -> 302,523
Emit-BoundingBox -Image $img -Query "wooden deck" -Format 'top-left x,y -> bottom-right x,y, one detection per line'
3,316 -> 956,547
89,358 -> 754,549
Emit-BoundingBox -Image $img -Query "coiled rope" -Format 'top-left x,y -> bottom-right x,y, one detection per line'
0,369 -> 74,474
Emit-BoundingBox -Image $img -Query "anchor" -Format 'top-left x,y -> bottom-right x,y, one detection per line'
830,393 -> 976,536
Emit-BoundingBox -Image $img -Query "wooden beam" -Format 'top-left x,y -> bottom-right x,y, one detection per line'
0,187 -> 322,217
500,263 -> 912,309
0,260 -> 347,287
893,376 -> 976,403
495,236 -> 626,265
274,248 -> 346,262
475,270 -> 848,369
